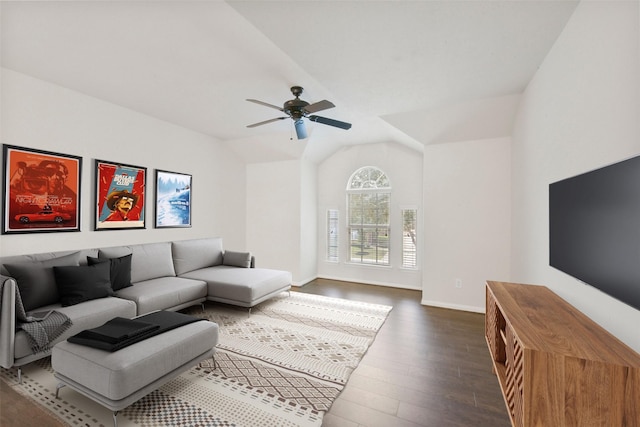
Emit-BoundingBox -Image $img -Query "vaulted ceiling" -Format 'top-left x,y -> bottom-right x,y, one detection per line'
1,1 -> 579,163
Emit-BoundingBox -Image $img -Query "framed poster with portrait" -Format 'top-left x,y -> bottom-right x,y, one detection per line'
155,169 -> 192,228
2,144 -> 82,234
94,159 -> 146,230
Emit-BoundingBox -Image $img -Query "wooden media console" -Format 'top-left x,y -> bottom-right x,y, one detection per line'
485,281 -> 640,427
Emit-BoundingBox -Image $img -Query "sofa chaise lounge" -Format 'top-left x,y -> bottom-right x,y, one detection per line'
0,236 -> 292,378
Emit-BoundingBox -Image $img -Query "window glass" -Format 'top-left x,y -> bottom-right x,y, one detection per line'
347,167 -> 390,266
327,209 -> 339,262
402,209 -> 418,268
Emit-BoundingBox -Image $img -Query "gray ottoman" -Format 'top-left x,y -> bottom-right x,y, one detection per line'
52,318 -> 218,426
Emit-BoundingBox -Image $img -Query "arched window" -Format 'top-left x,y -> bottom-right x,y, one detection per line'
347,167 -> 391,265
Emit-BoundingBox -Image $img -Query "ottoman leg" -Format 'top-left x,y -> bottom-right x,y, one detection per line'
15,367 -> 24,384
55,381 -> 119,427
55,382 -> 66,399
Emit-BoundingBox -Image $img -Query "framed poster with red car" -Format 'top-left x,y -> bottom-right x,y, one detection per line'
94,159 -> 146,230
2,144 -> 82,234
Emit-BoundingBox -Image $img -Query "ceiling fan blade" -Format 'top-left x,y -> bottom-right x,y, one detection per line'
246,99 -> 284,112
294,119 -> 308,139
246,117 -> 287,128
303,100 -> 335,114
308,115 -> 352,130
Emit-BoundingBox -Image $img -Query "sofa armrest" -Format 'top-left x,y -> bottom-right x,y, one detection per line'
0,275 -> 17,369
251,256 -> 255,268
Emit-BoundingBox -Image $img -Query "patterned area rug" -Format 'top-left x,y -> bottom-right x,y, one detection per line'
1,291 -> 392,426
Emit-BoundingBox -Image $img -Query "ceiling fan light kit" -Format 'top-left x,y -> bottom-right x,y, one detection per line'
246,86 -> 352,140
294,119 -> 307,140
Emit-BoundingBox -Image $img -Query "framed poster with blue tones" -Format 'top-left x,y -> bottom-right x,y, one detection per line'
155,169 -> 191,228
94,159 -> 146,230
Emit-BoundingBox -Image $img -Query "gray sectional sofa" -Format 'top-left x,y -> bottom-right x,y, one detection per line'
0,237 -> 292,376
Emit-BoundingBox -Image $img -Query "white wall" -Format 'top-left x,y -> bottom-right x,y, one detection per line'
422,137 -> 512,312
317,142 -> 423,289
0,69 -> 247,256
299,158 -> 318,285
511,1 -> 640,351
246,159 -> 316,284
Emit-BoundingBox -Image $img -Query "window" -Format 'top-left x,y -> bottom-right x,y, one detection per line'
327,209 -> 339,262
402,209 -> 418,268
347,167 -> 391,265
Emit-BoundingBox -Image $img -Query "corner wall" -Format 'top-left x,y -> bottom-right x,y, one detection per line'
245,158 -> 317,284
422,137 -> 512,312
511,1 -> 640,351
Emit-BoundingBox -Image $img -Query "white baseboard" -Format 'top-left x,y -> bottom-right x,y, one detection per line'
316,275 -> 422,291
421,299 -> 485,314
292,276 -> 317,287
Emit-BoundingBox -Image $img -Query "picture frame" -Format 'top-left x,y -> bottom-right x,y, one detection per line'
2,144 -> 82,234
94,159 -> 147,230
155,169 -> 192,228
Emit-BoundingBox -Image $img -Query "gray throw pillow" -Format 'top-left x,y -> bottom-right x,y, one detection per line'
54,262 -> 114,306
4,252 -> 81,311
172,238 -> 224,275
222,251 -> 252,268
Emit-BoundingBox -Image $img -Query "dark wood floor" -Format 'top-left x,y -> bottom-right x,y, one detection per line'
0,279 -> 511,427
0,374 -> 66,426
296,279 -> 511,427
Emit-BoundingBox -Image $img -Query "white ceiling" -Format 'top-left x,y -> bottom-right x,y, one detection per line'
1,0 -> 579,163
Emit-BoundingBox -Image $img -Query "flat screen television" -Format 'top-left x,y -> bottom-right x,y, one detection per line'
549,155 -> 640,311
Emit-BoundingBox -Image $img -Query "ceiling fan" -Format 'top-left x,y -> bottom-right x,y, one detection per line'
246,86 -> 352,140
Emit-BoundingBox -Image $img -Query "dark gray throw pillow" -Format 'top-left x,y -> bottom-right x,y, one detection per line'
87,254 -> 133,291
54,262 -> 114,306
4,252 -> 81,311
